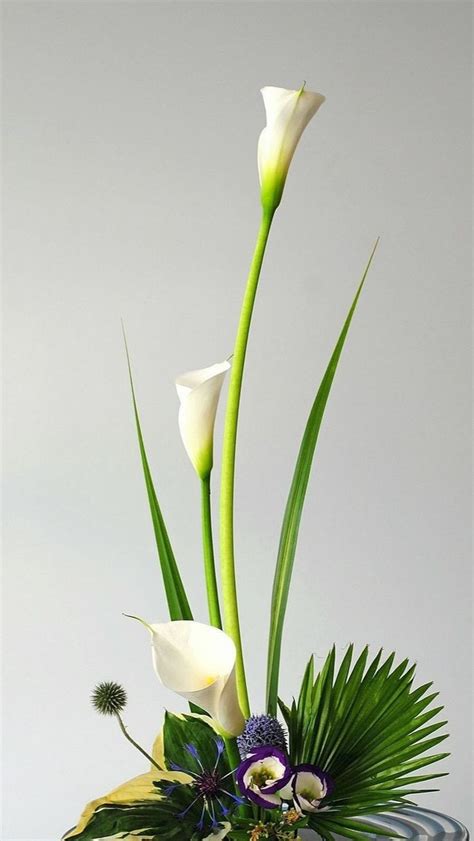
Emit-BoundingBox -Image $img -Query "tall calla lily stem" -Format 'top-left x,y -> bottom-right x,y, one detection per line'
220,209 -> 275,717
201,475 -> 222,628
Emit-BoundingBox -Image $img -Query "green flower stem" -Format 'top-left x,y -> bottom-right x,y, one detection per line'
224,735 -> 241,772
220,209 -> 275,717
224,737 -> 252,817
116,713 -> 163,772
200,475 -> 222,629
224,736 -> 241,795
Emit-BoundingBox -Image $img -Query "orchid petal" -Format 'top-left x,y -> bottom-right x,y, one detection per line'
290,763 -> 332,813
236,745 -> 292,809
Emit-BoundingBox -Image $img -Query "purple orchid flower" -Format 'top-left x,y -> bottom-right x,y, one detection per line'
279,763 -> 333,813
236,745 -> 292,809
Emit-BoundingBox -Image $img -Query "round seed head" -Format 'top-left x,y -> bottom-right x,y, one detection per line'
91,681 -> 127,716
237,714 -> 287,758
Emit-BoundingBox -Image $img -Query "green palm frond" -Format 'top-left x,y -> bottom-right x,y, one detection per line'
279,646 -> 449,838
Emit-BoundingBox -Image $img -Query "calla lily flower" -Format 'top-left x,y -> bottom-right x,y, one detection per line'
176,360 -> 230,480
258,84 -> 325,213
141,619 -> 245,737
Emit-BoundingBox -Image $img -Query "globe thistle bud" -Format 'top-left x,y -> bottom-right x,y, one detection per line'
91,681 -> 127,716
237,714 -> 287,758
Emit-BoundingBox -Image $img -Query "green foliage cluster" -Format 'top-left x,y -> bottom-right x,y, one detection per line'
63,715 -> 231,841
279,646 -> 449,840
65,653 -> 448,841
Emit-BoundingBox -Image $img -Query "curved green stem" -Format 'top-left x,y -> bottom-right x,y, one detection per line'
201,475 -> 222,628
220,210 -> 275,717
224,736 -> 241,772
116,713 -> 163,771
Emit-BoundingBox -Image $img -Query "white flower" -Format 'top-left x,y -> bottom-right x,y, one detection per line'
258,84 -> 325,212
279,764 -> 333,813
236,746 -> 292,809
176,360 -> 230,479
138,619 -> 245,737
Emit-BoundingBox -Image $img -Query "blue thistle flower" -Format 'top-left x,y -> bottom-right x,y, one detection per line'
162,738 -> 245,834
237,714 -> 288,758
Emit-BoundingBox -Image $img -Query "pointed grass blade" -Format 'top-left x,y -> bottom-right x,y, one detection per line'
266,241 -> 379,714
123,331 -> 192,621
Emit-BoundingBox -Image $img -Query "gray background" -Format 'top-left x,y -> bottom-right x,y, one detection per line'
2,1 -> 472,837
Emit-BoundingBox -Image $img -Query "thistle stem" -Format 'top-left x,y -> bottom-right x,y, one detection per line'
116,713 -> 162,772
201,475 -> 222,629
224,737 -> 252,817
220,210 -> 275,717
224,736 -> 241,776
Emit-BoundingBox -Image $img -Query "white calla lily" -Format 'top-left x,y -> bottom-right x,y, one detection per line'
143,619 -> 245,737
258,84 -> 325,212
176,360 -> 230,479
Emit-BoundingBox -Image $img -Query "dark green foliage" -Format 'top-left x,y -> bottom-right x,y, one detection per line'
63,799 -> 308,841
279,646 -> 449,840
61,797 -> 203,841
162,713 -> 231,777
62,716 -> 232,841
226,812 -> 310,839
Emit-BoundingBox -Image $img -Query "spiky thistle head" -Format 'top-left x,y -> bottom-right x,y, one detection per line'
237,714 -> 287,758
91,681 -> 127,716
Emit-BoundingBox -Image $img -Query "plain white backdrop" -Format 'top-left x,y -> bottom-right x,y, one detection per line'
2,1 -> 472,837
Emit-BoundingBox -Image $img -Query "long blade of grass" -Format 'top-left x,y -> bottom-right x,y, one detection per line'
123,331 -> 192,621
266,241 -> 379,714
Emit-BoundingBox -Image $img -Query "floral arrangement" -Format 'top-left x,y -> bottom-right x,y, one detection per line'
63,86 -> 449,841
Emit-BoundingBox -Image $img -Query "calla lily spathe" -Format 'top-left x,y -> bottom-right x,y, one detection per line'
146,619 -> 245,737
258,85 -> 325,213
176,360 -> 230,480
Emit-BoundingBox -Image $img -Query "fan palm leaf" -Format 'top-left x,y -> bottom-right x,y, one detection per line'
279,647 -> 448,838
